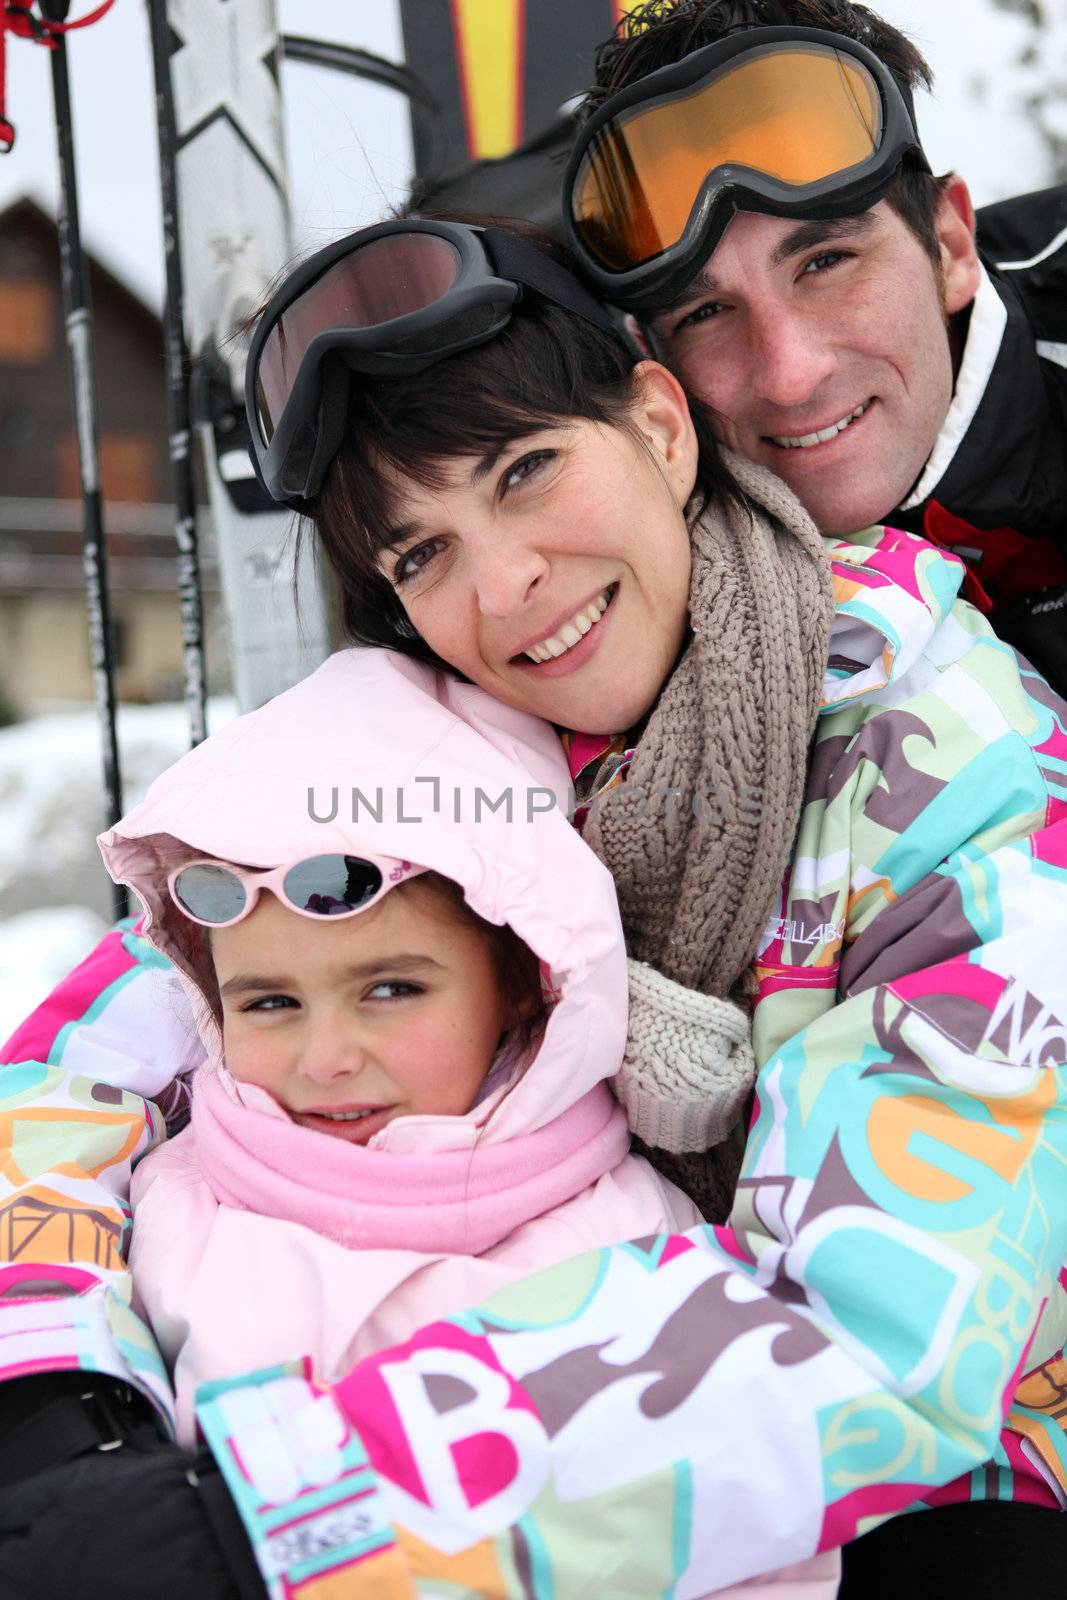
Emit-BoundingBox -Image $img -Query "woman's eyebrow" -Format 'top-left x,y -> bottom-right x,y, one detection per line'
374,519 -> 422,555
469,440 -> 513,485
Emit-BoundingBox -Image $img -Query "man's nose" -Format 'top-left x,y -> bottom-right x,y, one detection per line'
470,535 -> 549,619
750,302 -> 836,411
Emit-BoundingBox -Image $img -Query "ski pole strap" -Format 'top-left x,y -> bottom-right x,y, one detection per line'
0,0 -> 116,152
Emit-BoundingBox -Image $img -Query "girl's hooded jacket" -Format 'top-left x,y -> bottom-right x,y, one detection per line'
4,526 -> 1067,1596
96,651 -> 701,1446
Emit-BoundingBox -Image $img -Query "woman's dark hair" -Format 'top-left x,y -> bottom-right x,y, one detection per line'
308,217 -> 735,669
586,0 -> 949,271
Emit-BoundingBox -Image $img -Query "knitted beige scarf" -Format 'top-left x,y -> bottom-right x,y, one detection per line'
582,452 -> 835,1220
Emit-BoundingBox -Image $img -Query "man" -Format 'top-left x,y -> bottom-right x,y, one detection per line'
564,0 -> 1067,689
561,3 -> 1067,1589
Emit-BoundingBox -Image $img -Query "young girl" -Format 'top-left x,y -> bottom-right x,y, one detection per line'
103,646 -> 705,1442
103,645 -> 836,1599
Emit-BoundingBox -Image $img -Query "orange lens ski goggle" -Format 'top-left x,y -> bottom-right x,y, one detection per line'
565,27 -> 929,311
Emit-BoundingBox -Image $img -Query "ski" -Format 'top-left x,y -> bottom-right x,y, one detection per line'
148,0 -> 330,715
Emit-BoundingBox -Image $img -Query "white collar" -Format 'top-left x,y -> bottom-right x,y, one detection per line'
899,264 -> 1007,511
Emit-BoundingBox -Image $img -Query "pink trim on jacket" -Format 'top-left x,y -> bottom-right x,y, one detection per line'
193,1064 -> 631,1255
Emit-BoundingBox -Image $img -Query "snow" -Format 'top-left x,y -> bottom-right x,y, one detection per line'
0,699 -> 235,1045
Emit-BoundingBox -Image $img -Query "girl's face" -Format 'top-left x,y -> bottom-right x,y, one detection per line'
212,882 -> 519,1145
376,363 -> 699,735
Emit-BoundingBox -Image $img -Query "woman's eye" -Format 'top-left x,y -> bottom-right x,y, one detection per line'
502,449 -> 554,492
393,538 -> 443,587
366,980 -> 422,1001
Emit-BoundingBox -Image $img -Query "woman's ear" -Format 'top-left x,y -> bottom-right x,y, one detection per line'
627,360 -> 699,508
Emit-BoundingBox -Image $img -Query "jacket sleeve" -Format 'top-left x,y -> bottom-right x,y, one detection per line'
187,632 -> 1067,1597
0,920 -> 203,1426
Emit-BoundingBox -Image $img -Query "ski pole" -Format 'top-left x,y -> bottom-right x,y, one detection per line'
38,0 -> 127,919
146,0 -> 208,749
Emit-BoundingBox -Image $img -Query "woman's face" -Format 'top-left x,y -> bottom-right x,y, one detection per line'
376,363 -> 699,734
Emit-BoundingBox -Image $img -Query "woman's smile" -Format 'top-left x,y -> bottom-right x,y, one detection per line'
511,584 -> 617,674
380,365 -> 698,735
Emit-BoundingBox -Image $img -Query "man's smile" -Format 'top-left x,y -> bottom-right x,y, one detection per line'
767,398 -> 874,450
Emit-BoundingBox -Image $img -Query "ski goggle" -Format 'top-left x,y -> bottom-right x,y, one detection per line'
245,218 -> 634,507
168,853 -> 426,928
565,26 -> 930,311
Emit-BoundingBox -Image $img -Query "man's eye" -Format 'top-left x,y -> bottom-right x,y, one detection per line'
393,538 -> 443,586
672,301 -> 724,334
803,250 -> 849,275
502,450 -> 554,492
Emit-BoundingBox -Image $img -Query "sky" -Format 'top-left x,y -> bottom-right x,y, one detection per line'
0,0 -> 1056,311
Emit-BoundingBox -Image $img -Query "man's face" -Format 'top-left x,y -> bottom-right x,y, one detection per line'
647,188 -> 981,536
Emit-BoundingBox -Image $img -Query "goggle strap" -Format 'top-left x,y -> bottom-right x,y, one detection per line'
482,227 -> 631,344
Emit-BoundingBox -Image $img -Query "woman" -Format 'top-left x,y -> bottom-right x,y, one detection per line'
2,216 -> 1067,1599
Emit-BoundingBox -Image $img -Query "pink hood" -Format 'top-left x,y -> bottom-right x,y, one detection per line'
99,647 -> 627,1153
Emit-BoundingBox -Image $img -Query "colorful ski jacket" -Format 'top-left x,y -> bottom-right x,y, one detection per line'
95,650 -> 699,1449
2,527 -> 1067,1598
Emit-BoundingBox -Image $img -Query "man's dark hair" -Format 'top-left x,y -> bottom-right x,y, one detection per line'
586,0 -> 949,270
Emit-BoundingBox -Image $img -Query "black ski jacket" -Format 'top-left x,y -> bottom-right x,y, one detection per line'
893,184 -> 1067,690
895,183 -> 1066,542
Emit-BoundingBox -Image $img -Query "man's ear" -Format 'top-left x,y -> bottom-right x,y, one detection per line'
627,359 -> 699,508
936,173 -> 982,316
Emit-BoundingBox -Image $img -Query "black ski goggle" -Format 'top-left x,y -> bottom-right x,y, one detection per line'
168,853 -> 425,928
245,219 -> 634,507
564,26 -> 931,312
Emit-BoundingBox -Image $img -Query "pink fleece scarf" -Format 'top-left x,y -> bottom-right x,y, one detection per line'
191,1067 -> 631,1255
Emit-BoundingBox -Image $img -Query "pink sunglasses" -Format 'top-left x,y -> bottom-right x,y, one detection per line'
167,852 -> 425,928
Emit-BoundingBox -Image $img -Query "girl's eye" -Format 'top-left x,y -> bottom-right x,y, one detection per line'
366,980 -> 422,1001
501,449 -> 554,493
240,994 -> 297,1014
393,537 -> 444,587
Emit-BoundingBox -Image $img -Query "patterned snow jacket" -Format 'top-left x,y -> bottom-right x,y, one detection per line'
2,526 -> 1067,1598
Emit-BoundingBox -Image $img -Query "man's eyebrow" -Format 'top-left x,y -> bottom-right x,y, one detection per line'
769,211 -> 878,268
219,953 -> 443,999
654,212 -> 879,314
655,266 -> 718,315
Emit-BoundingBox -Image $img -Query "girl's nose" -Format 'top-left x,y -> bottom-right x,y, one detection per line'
298,1017 -> 366,1086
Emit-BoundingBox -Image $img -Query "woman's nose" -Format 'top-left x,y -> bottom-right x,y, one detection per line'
469,538 -> 549,619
